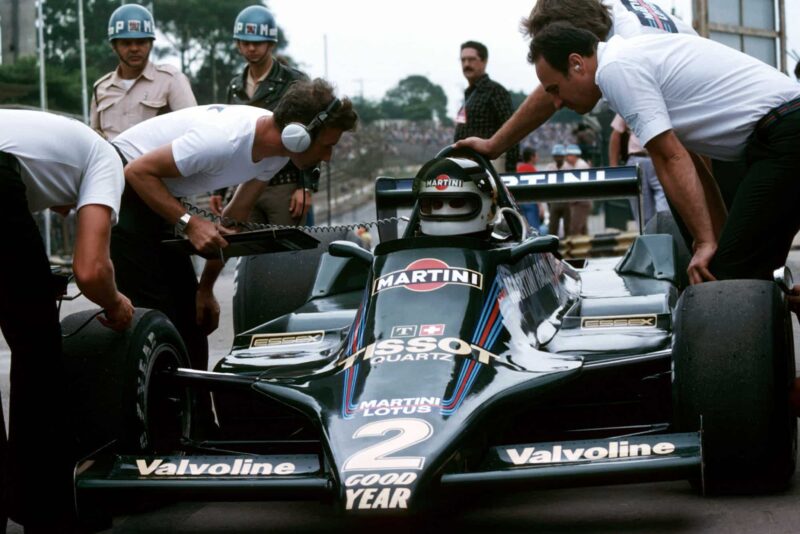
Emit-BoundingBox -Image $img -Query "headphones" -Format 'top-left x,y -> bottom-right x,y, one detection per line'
280,98 -> 342,153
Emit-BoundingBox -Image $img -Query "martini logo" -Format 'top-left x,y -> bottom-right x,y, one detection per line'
373,258 -> 482,294
426,174 -> 462,191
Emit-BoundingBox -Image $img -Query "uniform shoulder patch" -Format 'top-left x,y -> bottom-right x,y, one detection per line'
93,71 -> 114,88
154,63 -> 181,76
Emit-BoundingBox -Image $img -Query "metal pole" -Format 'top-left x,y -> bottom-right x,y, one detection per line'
36,0 -> 51,257
78,0 -> 88,123
324,34 -> 331,226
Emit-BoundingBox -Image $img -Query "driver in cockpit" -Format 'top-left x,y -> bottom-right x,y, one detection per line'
413,156 -> 500,239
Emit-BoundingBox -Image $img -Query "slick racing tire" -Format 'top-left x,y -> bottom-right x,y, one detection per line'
62,308 -> 192,454
233,229 -> 352,334
644,210 -> 690,288
672,280 -> 796,494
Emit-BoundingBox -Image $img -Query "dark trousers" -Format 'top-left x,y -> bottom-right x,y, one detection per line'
668,110 -> 800,281
0,156 -> 75,527
548,202 -> 571,238
709,111 -> 800,280
110,186 -> 208,371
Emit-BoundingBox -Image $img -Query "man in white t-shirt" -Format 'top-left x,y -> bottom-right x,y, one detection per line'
455,0 -> 694,159
528,23 -> 800,284
111,78 -> 358,375
0,110 -> 134,530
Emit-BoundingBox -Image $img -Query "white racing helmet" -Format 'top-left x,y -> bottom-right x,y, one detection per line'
414,157 -> 498,236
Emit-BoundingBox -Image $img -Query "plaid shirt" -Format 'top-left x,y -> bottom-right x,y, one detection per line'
453,74 -> 519,172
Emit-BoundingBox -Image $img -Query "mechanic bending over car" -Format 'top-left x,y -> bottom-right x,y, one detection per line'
111,79 -> 357,375
455,0 -> 697,165
528,24 -> 800,285
0,110 -> 134,533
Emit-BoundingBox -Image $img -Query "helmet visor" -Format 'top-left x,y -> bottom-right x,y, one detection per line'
419,193 -> 482,220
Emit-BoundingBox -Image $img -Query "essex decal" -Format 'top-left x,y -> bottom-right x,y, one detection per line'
581,315 -> 657,329
426,174 -> 463,191
344,472 -> 418,510
337,336 -> 498,370
250,330 -> 325,348
504,440 -> 676,465
373,258 -> 483,294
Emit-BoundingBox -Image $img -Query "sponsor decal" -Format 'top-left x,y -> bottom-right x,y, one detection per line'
352,397 -> 441,417
621,0 -> 679,33
502,170 -> 607,187
135,458 -> 296,476
344,472 -> 417,510
420,323 -> 445,336
250,330 -> 325,348
337,336 -> 498,369
245,22 -> 258,34
581,315 -> 657,329
505,440 -> 676,465
128,20 -> 140,32
373,258 -> 482,294
427,174 -> 462,191
390,325 -> 417,338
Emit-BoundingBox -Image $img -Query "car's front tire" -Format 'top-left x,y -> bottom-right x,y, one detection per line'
672,279 -> 796,494
62,308 -> 192,455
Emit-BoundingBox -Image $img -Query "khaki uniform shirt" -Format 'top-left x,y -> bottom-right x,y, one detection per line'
91,61 -> 197,140
245,69 -> 269,99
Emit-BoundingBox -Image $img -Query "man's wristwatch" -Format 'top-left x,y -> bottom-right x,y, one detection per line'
176,212 -> 192,233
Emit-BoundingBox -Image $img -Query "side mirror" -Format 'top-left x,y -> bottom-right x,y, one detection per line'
508,235 -> 560,263
329,240 -> 373,266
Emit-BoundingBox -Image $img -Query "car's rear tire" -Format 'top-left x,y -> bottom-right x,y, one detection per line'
62,308 -> 192,455
644,211 -> 690,288
232,229 -> 352,334
672,280 -> 796,494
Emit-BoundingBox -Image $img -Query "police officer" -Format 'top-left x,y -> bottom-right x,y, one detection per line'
91,3 -> 197,140
209,5 -> 314,223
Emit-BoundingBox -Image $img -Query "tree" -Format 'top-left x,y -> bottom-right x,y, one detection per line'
351,95 -> 384,124
380,75 -> 448,122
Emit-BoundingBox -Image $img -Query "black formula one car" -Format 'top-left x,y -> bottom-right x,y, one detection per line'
61,148 -> 796,524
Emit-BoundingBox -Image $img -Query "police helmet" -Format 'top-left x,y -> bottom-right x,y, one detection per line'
234,6 -> 279,43
414,157 -> 498,237
108,4 -> 156,41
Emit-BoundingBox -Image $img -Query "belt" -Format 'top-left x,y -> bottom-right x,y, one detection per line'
628,151 -> 648,157
0,151 -> 21,177
755,96 -> 800,133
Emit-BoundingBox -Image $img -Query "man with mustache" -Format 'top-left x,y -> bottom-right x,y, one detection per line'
91,3 -> 196,141
454,40 -> 518,174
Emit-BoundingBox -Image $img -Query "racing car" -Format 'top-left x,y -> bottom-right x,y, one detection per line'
61,147 -> 796,524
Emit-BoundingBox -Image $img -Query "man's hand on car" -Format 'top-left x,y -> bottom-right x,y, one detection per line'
186,216 -> 229,255
687,241 -> 718,285
453,137 -> 501,160
98,292 -> 134,331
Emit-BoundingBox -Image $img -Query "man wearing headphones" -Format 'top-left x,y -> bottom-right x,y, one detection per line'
209,5 -> 315,223
111,79 -> 357,374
